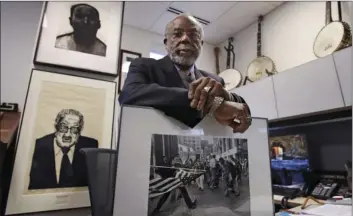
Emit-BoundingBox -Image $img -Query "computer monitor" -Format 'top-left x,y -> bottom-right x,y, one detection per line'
269,134 -> 310,186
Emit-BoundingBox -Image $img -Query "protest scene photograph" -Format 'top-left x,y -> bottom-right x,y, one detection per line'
148,134 -> 250,216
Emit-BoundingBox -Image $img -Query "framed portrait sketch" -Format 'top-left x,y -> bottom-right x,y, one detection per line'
118,50 -> 142,93
33,1 -> 124,76
6,69 -> 117,215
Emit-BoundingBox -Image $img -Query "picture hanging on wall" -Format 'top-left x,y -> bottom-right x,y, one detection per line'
33,1 -> 124,76
118,49 -> 142,93
6,69 -> 117,215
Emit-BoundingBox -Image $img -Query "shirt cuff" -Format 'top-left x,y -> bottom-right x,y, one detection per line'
229,92 -> 244,103
228,91 -> 235,102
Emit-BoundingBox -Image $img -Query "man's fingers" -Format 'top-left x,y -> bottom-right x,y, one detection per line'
196,80 -> 216,110
188,79 -> 203,99
190,78 -> 209,108
208,82 -> 222,97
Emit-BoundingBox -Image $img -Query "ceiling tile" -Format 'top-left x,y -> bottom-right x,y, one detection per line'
123,2 -> 171,30
203,21 -> 240,45
216,2 -> 283,29
149,12 -> 177,36
170,1 -> 237,22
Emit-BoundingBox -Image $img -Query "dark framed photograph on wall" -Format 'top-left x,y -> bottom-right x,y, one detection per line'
33,1 -> 124,76
118,49 -> 142,93
6,69 -> 117,215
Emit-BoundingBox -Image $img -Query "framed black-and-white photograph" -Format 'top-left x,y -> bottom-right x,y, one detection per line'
6,69 -> 117,215
114,106 -> 274,216
148,134 -> 251,215
118,50 -> 142,93
34,2 -> 124,76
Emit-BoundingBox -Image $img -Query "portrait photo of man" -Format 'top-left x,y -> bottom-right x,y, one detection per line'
55,3 -> 107,57
28,109 -> 98,190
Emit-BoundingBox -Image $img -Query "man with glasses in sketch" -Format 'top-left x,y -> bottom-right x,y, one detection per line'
28,109 -> 98,190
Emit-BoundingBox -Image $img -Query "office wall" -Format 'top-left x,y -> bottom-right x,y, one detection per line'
218,1 -> 353,75
0,1 -> 215,111
122,25 -> 216,73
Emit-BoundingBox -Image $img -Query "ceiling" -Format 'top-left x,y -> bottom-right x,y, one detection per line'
123,1 -> 284,45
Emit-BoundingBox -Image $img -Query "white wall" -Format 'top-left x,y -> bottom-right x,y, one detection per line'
121,25 -> 216,73
218,1 -> 353,76
0,2 -> 215,111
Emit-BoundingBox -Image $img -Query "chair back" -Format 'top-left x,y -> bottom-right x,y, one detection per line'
80,148 -> 118,216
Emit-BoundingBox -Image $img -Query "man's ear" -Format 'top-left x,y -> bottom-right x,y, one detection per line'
163,38 -> 167,45
97,21 -> 101,29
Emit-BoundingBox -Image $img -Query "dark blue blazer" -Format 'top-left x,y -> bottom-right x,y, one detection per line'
119,55 -> 250,127
28,133 -> 98,190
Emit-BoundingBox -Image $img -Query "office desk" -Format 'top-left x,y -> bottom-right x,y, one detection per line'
273,195 -> 325,206
0,112 -> 21,216
275,204 -> 321,216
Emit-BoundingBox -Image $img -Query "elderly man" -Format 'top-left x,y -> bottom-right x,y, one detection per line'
28,109 -> 98,190
55,3 -> 106,56
119,13 -> 251,133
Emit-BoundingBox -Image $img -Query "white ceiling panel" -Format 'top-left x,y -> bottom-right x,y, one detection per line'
203,22 -> 239,45
150,12 -> 178,36
123,1 -> 284,45
217,2 -> 283,29
123,2 -> 171,30
170,1 -> 237,22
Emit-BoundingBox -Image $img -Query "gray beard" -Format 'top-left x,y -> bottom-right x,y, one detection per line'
167,47 -> 200,67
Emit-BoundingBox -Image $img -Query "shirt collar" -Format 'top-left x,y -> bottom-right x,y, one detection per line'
174,64 -> 195,75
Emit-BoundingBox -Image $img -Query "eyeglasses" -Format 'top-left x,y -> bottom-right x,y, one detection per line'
57,124 -> 80,134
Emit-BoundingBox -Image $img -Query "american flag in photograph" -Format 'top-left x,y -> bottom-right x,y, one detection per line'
149,169 -> 205,199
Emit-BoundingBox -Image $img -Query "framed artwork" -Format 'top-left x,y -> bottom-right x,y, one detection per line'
33,2 -> 124,76
118,49 -> 142,93
113,106 -> 274,216
6,69 -> 117,215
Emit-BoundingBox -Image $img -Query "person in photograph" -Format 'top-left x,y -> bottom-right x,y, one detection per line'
55,3 -> 107,57
194,158 -> 205,191
219,157 -> 239,197
119,13 -> 251,133
208,155 -> 217,189
28,109 -> 98,190
151,167 -> 197,214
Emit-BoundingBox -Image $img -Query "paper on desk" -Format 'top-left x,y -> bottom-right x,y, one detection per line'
302,204 -> 352,216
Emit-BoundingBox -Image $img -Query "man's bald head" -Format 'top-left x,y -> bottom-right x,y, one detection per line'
165,13 -> 204,40
164,13 -> 204,68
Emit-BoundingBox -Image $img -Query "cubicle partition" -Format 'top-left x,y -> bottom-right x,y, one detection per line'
114,105 -> 274,216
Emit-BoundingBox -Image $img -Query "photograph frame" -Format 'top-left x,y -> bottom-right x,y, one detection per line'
6,69 -> 117,215
33,1 -> 125,77
118,49 -> 142,93
148,133 -> 251,215
114,105 -> 275,216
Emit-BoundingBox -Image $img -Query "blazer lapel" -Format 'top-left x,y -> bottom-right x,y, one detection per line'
159,56 -> 186,88
194,66 -> 204,80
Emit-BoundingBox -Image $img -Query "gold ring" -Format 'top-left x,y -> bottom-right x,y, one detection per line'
203,86 -> 211,93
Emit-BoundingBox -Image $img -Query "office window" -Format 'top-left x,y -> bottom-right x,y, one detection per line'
150,52 -> 164,60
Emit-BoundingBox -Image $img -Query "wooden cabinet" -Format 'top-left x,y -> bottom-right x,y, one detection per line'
272,55 -> 345,118
230,77 -> 278,120
333,47 -> 352,106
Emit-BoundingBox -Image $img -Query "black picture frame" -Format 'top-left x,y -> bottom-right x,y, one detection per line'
5,68 -> 118,214
118,49 -> 142,93
33,1 -> 125,77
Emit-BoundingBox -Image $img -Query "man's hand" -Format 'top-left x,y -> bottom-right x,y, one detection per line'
213,101 -> 250,133
188,77 -> 229,110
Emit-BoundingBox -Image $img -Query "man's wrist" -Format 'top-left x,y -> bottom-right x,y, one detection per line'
208,96 -> 224,117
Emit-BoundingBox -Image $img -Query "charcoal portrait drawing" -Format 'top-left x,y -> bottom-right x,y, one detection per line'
28,109 -> 98,190
55,3 -> 107,57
